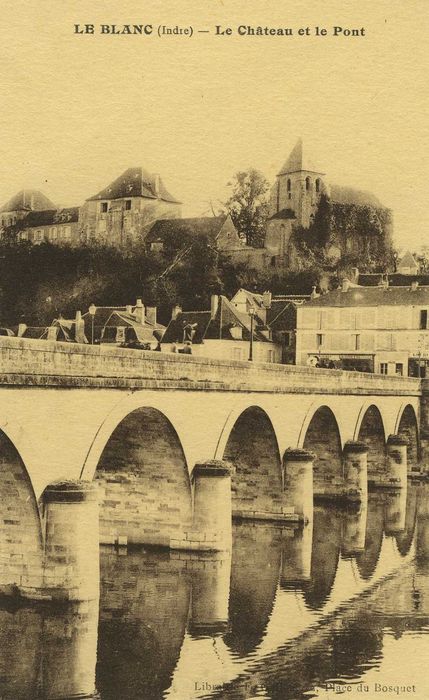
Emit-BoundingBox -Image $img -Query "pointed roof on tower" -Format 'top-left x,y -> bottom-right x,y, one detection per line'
278,139 -> 325,176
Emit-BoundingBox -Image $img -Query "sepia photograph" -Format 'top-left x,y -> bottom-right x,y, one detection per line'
0,1 -> 429,698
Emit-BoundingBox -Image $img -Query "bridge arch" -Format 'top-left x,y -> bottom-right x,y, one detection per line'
395,403 -> 420,467
355,404 -> 386,481
0,428 -> 43,592
299,405 -> 343,490
87,404 -> 192,546
221,405 -> 283,517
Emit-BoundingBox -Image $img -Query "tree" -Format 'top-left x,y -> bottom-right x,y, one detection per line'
225,169 -> 269,248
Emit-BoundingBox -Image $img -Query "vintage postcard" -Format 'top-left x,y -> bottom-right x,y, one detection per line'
0,1 -> 428,699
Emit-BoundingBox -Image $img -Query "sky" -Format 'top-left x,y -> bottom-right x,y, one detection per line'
0,0 -> 428,251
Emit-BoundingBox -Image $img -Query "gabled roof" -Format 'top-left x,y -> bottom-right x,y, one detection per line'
278,139 -> 324,176
0,190 -> 56,213
146,215 -> 229,245
161,296 -> 273,345
302,285 -> 429,308
268,208 -> 296,221
231,288 -> 265,308
86,167 -> 180,204
19,207 -> 79,229
398,250 -> 418,270
161,311 -> 213,344
103,310 -> 165,343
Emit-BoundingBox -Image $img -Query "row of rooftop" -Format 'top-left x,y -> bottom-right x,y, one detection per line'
5,265 -> 429,377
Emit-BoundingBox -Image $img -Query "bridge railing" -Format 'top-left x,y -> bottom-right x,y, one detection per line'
0,336 -> 421,395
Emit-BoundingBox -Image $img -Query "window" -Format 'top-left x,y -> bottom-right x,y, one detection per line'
287,178 -> 291,199
125,200 -> 132,210
100,202 -> 108,213
380,363 -> 388,375
420,310 -> 428,330
64,226 -> 71,240
395,363 -> 403,376
354,334 -> 361,351
305,176 -> 311,191
316,333 -> 324,347
315,178 -> 321,193
51,227 -> 57,240
267,349 -> 274,363
116,327 -> 125,343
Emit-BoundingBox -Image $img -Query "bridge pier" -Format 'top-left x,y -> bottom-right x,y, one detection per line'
384,490 -> 407,534
386,435 -> 408,489
181,460 -> 233,552
341,505 -> 367,556
281,524 -> 313,587
283,449 -> 314,523
41,481 -> 99,601
188,552 -> 232,636
343,441 -> 368,502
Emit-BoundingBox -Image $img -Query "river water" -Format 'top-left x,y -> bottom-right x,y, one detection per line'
0,485 -> 429,700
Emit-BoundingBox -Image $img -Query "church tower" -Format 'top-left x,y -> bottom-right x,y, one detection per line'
269,139 -> 328,228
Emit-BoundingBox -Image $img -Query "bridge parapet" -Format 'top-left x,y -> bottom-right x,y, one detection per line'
0,337 -> 421,396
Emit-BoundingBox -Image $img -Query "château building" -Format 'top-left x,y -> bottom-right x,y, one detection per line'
79,167 -> 181,246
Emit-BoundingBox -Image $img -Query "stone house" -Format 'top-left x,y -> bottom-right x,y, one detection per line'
15,208 -> 80,245
81,299 -> 163,347
161,294 -> 282,363
295,281 -> 429,376
79,167 -> 181,247
0,190 -> 56,232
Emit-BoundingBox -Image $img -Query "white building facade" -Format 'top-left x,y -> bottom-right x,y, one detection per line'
296,283 -> 429,376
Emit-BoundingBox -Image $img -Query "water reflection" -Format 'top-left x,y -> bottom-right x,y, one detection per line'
0,600 -> 98,700
2,485 -> 429,699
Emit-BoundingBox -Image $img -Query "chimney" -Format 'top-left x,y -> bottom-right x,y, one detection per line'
74,310 -> 86,344
310,286 -> 319,300
411,281 -> 419,291
262,291 -> 272,309
146,306 -> 157,326
210,294 -> 219,320
341,278 -> 350,292
134,298 -> 145,325
126,305 -> 133,314
171,304 -> 182,321
17,323 -> 27,337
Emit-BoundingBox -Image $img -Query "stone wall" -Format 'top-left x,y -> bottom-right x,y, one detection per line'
95,407 -> 192,546
0,337 -> 420,397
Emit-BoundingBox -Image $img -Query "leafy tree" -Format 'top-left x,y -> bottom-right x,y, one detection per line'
225,169 -> 270,247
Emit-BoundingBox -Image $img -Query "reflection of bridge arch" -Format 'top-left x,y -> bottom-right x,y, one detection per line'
355,495 -> 384,580
222,406 -> 283,517
90,405 -> 192,546
0,429 -> 43,592
395,485 -> 418,556
302,506 -> 341,610
224,522 -> 281,656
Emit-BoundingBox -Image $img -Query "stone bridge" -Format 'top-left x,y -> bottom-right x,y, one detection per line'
0,336 -> 425,601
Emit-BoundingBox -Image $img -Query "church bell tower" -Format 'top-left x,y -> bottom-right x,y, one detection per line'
269,139 -> 328,228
